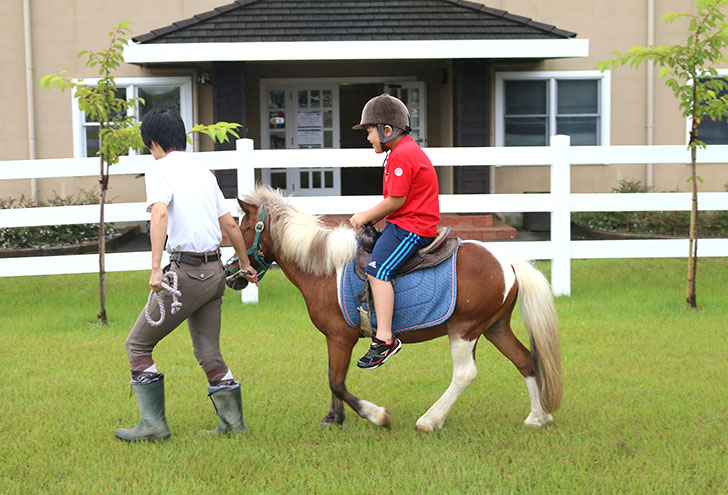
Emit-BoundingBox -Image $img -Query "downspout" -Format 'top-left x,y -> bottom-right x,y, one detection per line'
23,0 -> 38,200
646,0 -> 655,190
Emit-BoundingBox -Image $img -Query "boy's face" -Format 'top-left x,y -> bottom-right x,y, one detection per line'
366,125 -> 392,154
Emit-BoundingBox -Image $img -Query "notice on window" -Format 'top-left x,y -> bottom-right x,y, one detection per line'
297,130 -> 323,147
297,110 -> 322,128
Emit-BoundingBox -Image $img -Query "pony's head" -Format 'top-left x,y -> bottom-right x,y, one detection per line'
238,185 -> 357,277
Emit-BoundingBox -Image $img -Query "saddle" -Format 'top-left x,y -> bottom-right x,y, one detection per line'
353,225 -> 458,281
347,224 -> 459,338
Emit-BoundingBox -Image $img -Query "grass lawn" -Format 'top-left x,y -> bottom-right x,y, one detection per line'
0,258 -> 726,494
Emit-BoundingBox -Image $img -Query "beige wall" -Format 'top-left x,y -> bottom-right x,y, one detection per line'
479,0 -> 725,194
1,0 -> 223,202
2,0 -> 725,203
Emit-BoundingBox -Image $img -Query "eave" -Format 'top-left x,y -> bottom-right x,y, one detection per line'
124,38 -> 589,64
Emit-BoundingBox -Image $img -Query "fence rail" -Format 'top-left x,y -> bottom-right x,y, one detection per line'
2,135 -> 727,300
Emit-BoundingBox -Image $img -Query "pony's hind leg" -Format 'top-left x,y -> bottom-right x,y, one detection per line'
484,316 -> 553,427
524,376 -> 553,427
415,335 -> 478,433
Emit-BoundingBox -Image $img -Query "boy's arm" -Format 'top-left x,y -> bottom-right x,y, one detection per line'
349,195 -> 406,230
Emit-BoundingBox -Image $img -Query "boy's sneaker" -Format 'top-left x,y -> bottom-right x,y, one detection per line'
357,337 -> 402,370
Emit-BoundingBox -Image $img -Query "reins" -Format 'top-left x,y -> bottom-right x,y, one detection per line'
144,271 -> 183,327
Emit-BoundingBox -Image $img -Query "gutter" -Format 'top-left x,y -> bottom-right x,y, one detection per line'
23,0 -> 37,200
124,39 -> 590,64
646,0 -> 655,189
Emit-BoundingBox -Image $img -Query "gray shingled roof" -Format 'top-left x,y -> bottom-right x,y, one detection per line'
133,0 -> 576,44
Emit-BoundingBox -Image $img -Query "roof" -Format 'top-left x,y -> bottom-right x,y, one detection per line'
133,0 -> 576,44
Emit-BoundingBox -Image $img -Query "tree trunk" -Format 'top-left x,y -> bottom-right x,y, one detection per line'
686,98 -> 699,310
686,151 -> 698,309
98,150 -> 108,324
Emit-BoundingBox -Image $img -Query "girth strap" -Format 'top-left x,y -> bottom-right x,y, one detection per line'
355,279 -> 375,338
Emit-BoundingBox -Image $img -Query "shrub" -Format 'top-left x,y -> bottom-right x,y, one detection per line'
572,179 -> 728,237
0,191 -> 118,249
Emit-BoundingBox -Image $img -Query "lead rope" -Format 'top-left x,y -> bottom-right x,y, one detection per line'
144,271 -> 183,327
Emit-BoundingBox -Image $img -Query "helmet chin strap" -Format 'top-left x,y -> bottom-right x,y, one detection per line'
377,124 -> 404,151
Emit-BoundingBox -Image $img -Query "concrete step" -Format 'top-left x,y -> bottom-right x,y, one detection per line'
440,213 -> 494,227
320,214 -> 516,241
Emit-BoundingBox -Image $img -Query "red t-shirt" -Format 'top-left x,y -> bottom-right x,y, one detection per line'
383,136 -> 440,237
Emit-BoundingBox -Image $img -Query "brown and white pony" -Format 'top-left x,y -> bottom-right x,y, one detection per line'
238,186 -> 561,432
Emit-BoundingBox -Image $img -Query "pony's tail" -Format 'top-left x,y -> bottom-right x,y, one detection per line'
512,260 -> 562,413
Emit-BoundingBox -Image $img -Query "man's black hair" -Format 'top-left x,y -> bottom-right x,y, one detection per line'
140,108 -> 187,152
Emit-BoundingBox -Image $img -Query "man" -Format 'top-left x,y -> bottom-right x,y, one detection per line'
115,109 -> 258,442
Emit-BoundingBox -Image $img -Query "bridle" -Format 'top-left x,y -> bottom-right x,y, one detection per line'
245,207 -> 273,280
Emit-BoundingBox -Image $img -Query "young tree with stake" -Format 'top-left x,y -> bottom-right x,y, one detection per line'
42,22 -> 240,324
597,0 -> 728,309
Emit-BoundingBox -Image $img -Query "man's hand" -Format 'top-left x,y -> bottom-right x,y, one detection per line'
238,262 -> 259,286
149,267 -> 164,292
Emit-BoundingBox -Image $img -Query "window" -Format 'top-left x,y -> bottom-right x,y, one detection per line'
72,77 -> 193,157
691,70 -> 728,145
495,71 -> 611,147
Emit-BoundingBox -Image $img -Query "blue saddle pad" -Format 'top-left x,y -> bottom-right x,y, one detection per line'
338,241 -> 459,334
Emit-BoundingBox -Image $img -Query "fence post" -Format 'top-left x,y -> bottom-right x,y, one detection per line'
550,134 -> 571,296
236,138 -> 259,304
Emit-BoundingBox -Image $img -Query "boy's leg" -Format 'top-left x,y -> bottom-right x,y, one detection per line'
368,275 -> 395,343
358,223 -> 424,369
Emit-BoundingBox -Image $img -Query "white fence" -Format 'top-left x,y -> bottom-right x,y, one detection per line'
1,135 -> 727,299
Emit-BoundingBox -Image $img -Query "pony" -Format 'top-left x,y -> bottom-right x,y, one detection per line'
237,185 -> 561,432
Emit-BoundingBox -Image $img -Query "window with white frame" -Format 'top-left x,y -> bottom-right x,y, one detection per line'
495,71 -> 611,147
71,77 -> 193,157
692,69 -> 728,145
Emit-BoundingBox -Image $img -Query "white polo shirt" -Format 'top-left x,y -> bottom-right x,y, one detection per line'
144,151 -> 229,254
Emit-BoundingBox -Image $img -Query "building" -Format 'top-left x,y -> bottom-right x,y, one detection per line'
3,0 -> 726,207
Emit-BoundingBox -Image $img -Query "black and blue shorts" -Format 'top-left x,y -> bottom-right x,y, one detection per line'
365,222 -> 435,282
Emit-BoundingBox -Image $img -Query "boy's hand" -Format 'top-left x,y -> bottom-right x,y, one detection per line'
349,212 -> 367,230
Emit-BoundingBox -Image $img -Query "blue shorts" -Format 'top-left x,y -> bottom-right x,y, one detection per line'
365,222 -> 435,282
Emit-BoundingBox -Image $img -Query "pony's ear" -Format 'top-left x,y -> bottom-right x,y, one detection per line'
237,199 -> 251,214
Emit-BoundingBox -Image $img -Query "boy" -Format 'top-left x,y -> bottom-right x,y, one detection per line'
349,94 -> 440,369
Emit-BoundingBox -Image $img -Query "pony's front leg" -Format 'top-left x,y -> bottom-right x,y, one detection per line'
416,335 -> 478,433
320,393 -> 346,426
324,334 -> 391,429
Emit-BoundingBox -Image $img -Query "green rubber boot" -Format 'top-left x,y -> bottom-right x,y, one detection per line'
204,382 -> 247,435
115,374 -> 171,442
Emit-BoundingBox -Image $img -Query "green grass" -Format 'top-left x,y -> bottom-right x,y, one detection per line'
0,259 -> 727,494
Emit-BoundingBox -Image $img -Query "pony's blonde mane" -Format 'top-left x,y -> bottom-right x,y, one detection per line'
242,185 -> 357,277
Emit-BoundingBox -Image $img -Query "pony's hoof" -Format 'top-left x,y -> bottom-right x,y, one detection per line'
524,412 -> 554,427
415,418 -> 434,433
319,413 -> 344,426
319,418 -> 340,427
379,409 -> 392,429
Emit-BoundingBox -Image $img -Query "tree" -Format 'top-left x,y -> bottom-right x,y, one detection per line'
597,0 -> 728,309
42,22 -> 240,324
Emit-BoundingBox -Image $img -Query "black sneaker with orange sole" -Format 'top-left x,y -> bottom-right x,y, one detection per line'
357,337 -> 402,369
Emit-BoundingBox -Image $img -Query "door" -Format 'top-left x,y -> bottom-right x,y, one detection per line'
261,84 -> 341,196
385,81 -> 427,146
